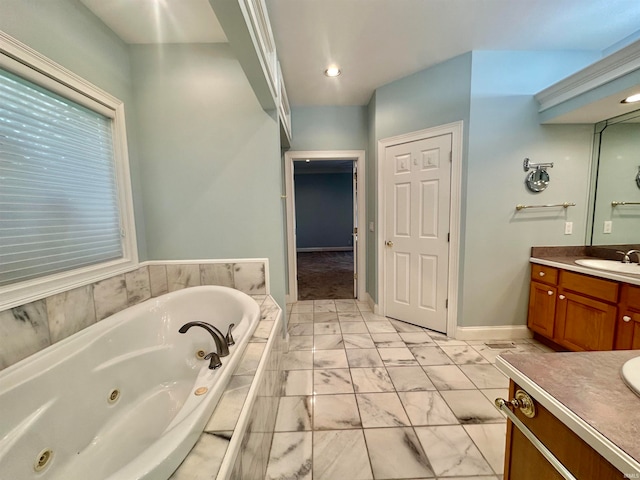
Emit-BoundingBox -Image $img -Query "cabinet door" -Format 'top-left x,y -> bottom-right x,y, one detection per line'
614,310 -> 640,350
554,292 -> 617,351
528,282 -> 557,337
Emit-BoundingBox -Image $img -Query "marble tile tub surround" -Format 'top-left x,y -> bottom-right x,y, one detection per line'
170,295 -> 284,480
0,260 -> 268,371
266,299 -> 554,480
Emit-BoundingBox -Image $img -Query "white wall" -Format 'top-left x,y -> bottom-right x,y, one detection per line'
129,44 -> 286,305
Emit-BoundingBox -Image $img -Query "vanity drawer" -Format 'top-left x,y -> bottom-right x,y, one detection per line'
560,271 -> 619,303
621,284 -> 640,311
531,264 -> 558,285
504,381 -> 623,480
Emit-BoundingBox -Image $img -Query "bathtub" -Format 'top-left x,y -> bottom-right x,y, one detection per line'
0,285 -> 261,480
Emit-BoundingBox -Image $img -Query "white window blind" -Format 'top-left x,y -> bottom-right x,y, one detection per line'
0,68 -> 123,287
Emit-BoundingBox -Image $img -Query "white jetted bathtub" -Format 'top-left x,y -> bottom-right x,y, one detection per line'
0,285 -> 261,480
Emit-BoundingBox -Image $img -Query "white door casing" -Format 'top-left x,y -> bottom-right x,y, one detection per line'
284,150 -> 366,303
353,162 -> 358,295
377,122 -> 462,337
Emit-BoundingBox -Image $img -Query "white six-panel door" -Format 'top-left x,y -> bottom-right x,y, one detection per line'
384,134 -> 452,332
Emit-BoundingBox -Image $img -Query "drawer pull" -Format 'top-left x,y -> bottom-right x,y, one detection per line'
559,294 -> 565,300
495,395 -> 577,480
547,290 -> 554,296
539,271 -> 546,277
495,389 -> 536,418
623,315 -> 632,322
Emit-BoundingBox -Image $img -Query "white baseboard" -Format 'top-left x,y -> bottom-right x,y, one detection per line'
454,325 -> 533,341
361,292 -> 377,311
296,247 -> 353,252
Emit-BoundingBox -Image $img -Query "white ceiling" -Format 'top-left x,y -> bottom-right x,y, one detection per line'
79,0 -> 640,107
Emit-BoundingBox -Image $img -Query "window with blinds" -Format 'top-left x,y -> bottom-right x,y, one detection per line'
0,69 -> 124,287
0,32 -> 137,310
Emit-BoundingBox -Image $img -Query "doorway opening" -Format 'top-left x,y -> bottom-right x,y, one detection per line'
295,159 -> 355,300
284,150 -> 366,303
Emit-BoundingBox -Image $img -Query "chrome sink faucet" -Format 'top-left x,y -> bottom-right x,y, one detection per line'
617,249 -> 640,264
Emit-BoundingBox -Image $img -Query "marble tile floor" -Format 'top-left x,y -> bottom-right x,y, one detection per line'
265,299 -> 553,480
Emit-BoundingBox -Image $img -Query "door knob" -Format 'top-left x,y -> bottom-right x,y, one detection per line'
547,290 -> 554,296
623,315 -> 632,322
385,241 -> 394,247
559,295 -> 565,300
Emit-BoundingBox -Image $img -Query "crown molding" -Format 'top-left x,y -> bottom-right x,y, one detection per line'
535,40 -> 640,112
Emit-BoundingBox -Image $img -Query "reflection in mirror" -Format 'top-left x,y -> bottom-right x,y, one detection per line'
590,109 -> 640,245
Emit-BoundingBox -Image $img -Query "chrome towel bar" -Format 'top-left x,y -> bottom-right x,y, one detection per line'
495,398 -> 577,480
611,201 -> 640,207
515,202 -> 576,211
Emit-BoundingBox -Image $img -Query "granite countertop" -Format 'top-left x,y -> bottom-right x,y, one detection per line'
529,246 -> 640,286
497,350 -> 640,475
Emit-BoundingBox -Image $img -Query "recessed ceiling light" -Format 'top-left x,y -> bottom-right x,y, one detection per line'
305,159 -> 311,163
621,93 -> 640,104
324,66 -> 341,77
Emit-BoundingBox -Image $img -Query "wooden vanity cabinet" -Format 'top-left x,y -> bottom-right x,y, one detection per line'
553,271 -> 618,351
527,266 -> 620,351
527,265 -> 558,337
503,381 -> 624,480
614,284 -> 640,349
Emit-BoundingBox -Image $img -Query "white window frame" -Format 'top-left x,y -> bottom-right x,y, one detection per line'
0,31 -> 138,311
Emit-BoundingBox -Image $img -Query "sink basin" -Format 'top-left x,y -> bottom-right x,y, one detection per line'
574,258 -> 640,275
621,357 -> 640,397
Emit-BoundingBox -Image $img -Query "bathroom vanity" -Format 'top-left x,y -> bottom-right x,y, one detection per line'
528,247 -> 640,351
496,350 -> 640,479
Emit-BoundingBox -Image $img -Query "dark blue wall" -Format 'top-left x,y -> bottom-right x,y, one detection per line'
294,172 -> 353,250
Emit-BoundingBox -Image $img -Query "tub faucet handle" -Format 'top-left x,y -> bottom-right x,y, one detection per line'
226,323 -> 235,346
204,352 -> 222,369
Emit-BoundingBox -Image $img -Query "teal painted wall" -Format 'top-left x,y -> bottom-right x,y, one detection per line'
294,172 -> 353,249
461,51 -> 600,328
374,53 -> 473,141
291,106 -> 368,151
129,44 -> 286,305
370,53 -> 473,303
0,0 -> 148,260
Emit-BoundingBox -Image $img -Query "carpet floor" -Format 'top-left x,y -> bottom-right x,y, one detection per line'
296,251 -> 355,300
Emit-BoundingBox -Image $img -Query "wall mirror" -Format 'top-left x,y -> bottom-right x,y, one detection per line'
523,158 -> 553,192
588,109 -> 640,245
